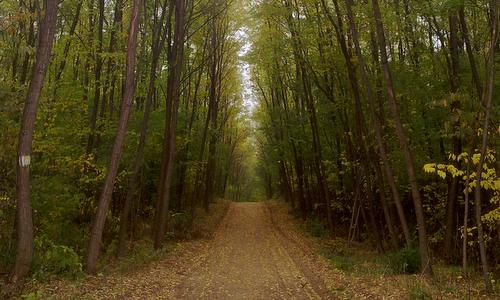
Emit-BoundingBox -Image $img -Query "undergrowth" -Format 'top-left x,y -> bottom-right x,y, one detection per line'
4,199 -> 230,300
279,202 -> 498,299
301,217 -> 329,238
386,245 -> 421,274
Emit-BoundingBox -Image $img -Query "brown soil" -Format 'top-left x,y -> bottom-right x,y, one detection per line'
174,202 -> 333,299
30,202 -> 355,299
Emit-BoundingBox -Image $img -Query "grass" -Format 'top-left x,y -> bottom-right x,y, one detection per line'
409,282 -> 433,300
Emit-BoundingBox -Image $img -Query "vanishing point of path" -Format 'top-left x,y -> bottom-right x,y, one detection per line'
174,202 -> 332,299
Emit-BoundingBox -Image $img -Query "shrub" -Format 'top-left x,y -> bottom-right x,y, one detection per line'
303,217 -> 328,238
409,283 -> 432,300
387,245 -> 421,274
32,237 -> 83,279
171,212 -> 192,239
322,248 -> 358,273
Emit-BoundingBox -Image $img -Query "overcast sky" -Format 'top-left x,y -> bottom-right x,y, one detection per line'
235,27 -> 257,115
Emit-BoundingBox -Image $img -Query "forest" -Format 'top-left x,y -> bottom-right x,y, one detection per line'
0,0 -> 499,298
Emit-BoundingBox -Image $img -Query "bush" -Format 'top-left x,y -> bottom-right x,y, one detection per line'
0,194 -> 15,274
32,237 -> 83,279
169,212 -> 193,239
322,247 -> 358,273
409,283 -> 432,300
387,246 -> 421,274
303,217 -> 328,238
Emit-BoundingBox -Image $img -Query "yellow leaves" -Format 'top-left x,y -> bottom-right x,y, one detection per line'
451,151 -> 496,165
447,165 -> 464,177
423,163 -> 463,178
422,163 -> 447,178
480,180 -> 491,190
429,150 -> 498,184
494,179 -> 500,191
457,152 -> 468,162
423,163 -> 436,173
482,207 -> 500,225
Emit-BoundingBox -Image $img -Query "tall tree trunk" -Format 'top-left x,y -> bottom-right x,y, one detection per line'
458,8 -> 482,99
55,1 -> 83,81
117,0 -> 170,258
474,1 -> 498,291
444,11 -> 461,261
13,0 -> 58,282
371,0 -> 432,275
86,0 -> 105,155
203,15 -> 223,213
343,0 -> 411,246
19,2 -> 36,85
153,0 -> 187,249
86,0 -> 142,274
461,153 -> 472,276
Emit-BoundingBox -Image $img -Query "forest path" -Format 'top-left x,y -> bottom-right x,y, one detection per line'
37,202 -> 347,299
173,202 -> 332,299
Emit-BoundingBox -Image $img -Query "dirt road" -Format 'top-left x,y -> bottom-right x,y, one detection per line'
35,202 -> 336,299
31,201 -> 493,299
174,202 -> 332,299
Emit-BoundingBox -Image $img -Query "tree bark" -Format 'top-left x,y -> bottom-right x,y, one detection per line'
371,0 -> 432,275
153,0 -> 187,249
86,0 -> 105,155
343,0 -> 411,246
458,8 -> 482,99
474,1 -> 498,291
117,0 -> 170,258
13,0 -> 58,282
55,1 -> 83,81
86,0 -> 142,274
443,11 -> 461,261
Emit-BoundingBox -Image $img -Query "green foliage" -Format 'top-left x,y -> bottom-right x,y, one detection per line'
170,212 -> 192,239
0,0 -> 498,291
424,149 -> 500,235
302,217 -> 329,238
409,283 -> 432,300
321,247 -> 358,273
387,246 -> 422,274
0,195 -> 15,273
21,290 -> 45,300
330,255 -> 358,273
32,237 -> 83,279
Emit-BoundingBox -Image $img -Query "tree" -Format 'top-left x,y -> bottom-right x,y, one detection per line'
370,0 -> 432,275
154,0 -> 187,248
117,0 -> 171,258
86,0 -> 142,274
13,0 -> 59,282
473,0 -> 498,291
